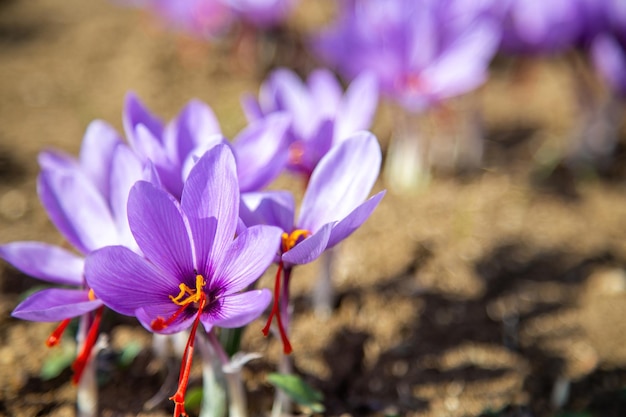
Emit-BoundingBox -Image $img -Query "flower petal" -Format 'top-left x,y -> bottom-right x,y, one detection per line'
334,71 -> 379,142
181,145 -> 239,273
212,225 -> 282,294
78,120 -> 123,200
12,288 -> 102,322
127,181 -> 194,279
307,68 -> 342,118
204,289 -> 271,328
37,168 -> 118,254
0,242 -> 85,286
109,144 -> 145,250
85,245 -> 180,316
327,191 -> 385,248
281,222 -> 333,265
298,132 -> 381,232
240,190 -> 295,232
123,92 -> 164,151
233,113 -> 291,193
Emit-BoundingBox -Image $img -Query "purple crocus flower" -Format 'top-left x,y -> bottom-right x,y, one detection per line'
85,144 -> 281,416
241,68 -> 378,178
590,0 -> 626,96
240,132 -> 385,351
124,92 -> 290,197
1,120 -> 145,383
313,0 -> 500,112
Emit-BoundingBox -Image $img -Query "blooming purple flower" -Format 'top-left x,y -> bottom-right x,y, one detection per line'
124,92 -> 290,196
313,0 -> 500,112
1,120 -> 146,382
242,68 -> 378,177
85,144 -> 281,415
240,132 -> 385,351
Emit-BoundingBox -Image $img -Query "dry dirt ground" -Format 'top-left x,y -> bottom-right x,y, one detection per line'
1,0 -> 626,416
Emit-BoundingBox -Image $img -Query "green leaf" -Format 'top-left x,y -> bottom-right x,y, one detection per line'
118,341 -> 142,368
184,386 -> 203,413
40,344 -> 75,380
267,373 -> 325,413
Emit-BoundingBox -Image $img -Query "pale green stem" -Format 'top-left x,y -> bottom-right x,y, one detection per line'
76,314 -> 97,417
197,331 -> 228,417
313,248 -> 335,319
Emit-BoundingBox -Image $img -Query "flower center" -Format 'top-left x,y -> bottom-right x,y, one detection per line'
151,274 -> 206,332
281,229 -> 310,253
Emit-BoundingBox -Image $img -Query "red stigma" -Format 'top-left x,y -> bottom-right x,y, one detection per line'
169,293 -> 207,417
71,306 -> 104,385
262,261 -> 292,354
46,318 -> 71,347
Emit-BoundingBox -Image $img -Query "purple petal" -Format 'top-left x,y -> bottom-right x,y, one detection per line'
327,191 -> 385,248
123,92 -> 164,151
212,225 -> 282,294
270,69 -> 317,139
85,245 -> 180,316
181,145 -> 239,272
78,120 -> 123,200
165,99 -> 222,164
12,288 -> 102,322
187,215 -> 218,276
241,93 -> 265,122
334,71 -> 379,141
0,242 -> 85,286
109,145 -> 144,250
38,149 -> 78,172
281,223 -> 333,265
204,289 -> 271,328
298,132 -> 381,232
307,68 -> 342,118
233,113 -> 291,192
240,190 -> 295,232
127,181 -> 194,279
37,169 -> 118,254
591,34 -> 626,95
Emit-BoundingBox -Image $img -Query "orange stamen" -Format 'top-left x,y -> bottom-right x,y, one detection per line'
262,262 -> 292,354
281,229 -> 310,253
152,275 -> 206,332
71,306 -> 104,385
46,318 -> 71,347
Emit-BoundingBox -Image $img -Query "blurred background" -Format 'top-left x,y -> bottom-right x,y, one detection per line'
1,0 -> 626,416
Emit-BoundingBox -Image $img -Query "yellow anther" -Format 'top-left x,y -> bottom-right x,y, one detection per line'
281,229 -> 311,253
88,288 -> 96,301
169,274 -> 205,306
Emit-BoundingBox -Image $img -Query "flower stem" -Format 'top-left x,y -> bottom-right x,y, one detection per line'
206,330 -> 248,417
271,266 -> 294,417
313,248 -> 335,319
75,313 -> 98,417
196,332 -> 227,417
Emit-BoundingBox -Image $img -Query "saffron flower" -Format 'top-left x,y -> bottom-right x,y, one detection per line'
124,92 -> 290,197
2,120 -> 145,388
241,68 -> 378,178
240,132 -> 385,352
85,145 -> 281,416
313,0 -> 500,112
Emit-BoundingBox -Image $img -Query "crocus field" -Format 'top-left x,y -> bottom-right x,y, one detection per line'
1,0 -> 626,417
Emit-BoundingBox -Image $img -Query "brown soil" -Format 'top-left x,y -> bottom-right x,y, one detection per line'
1,0 -> 626,416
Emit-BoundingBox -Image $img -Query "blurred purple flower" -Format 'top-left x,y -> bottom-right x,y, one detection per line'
313,0 -> 500,112
1,120 -> 146,383
242,68 -> 378,177
85,144 -> 280,415
499,0 -> 607,54
124,92 -> 290,196
589,0 -> 626,95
